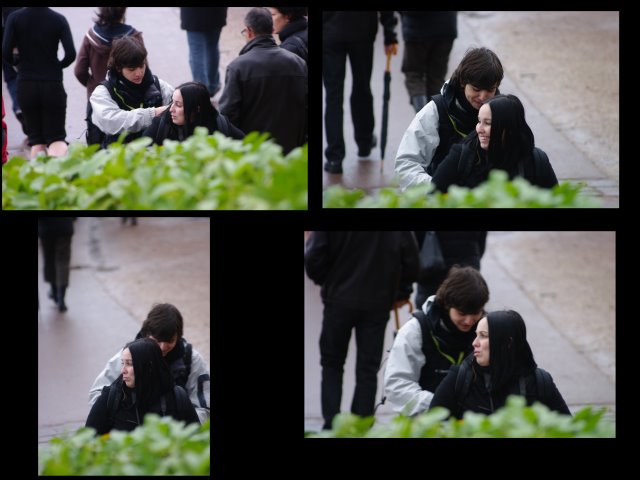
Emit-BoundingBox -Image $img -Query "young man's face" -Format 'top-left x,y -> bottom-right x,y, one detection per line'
148,334 -> 178,356
448,307 -> 484,333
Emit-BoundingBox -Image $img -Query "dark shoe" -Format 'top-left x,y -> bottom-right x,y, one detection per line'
48,285 -> 58,303
324,160 -> 343,174
57,286 -> 67,313
357,134 -> 377,157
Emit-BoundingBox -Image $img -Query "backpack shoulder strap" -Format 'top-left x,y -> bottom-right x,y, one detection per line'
454,359 -> 472,400
216,114 -> 231,136
534,368 -> 552,402
106,384 -> 120,423
173,385 -> 190,419
152,74 -> 161,92
184,342 -> 193,381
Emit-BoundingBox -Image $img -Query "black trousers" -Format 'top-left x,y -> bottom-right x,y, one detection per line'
319,302 -> 389,429
41,235 -> 72,287
323,40 -> 375,162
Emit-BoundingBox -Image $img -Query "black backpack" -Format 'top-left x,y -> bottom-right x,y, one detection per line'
425,94 -> 468,176
85,74 -> 162,148
106,383 -> 191,425
454,360 -> 552,406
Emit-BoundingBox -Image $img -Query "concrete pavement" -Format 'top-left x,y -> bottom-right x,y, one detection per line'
304,231 -> 615,432
322,12 -> 619,207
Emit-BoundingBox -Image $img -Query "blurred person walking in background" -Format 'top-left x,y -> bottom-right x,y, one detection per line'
305,231 -> 419,430
414,231 -> 487,310
2,7 -> 76,158
38,217 -> 75,313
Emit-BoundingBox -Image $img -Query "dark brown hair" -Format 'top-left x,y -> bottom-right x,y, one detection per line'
140,303 -> 184,342
107,35 -> 147,72
435,265 -> 489,314
449,47 -> 503,91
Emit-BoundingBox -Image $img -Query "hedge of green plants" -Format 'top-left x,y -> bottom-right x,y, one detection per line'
38,415 -> 210,475
3,129 -> 307,210
324,170 -> 600,208
306,396 -> 614,438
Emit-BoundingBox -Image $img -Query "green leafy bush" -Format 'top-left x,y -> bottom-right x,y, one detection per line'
38,414 -> 210,475
324,170 -> 600,208
2,129 -> 307,210
307,396 -> 614,438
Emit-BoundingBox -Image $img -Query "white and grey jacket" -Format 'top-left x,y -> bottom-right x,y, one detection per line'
383,295 -> 435,416
394,101 -> 439,191
90,77 -> 173,136
89,343 -> 210,424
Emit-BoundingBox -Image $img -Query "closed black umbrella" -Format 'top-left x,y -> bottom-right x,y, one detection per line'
380,51 -> 393,172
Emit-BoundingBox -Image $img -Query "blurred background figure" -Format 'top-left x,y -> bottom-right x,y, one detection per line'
268,7 -> 308,63
38,217 -> 75,312
399,11 -> 457,112
304,231 -> 419,430
180,7 -> 228,98
121,217 -> 137,226
2,7 -> 76,158
414,231 -> 487,311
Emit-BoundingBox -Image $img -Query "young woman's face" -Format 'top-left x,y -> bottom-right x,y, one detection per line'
148,334 -> 178,356
269,8 -> 287,34
121,348 -> 135,387
449,307 -> 483,333
464,83 -> 497,110
472,317 -> 490,366
169,89 -> 185,126
476,103 -> 492,151
121,64 -> 146,84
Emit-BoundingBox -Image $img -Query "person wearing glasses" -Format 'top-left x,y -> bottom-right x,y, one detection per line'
383,266 -> 489,416
219,7 -> 306,154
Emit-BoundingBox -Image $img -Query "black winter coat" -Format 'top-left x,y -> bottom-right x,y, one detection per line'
430,360 -> 571,419
219,36 -> 307,154
433,141 -> 559,193
304,232 -> 420,311
279,17 -> 307,63
85,381 -> 199,435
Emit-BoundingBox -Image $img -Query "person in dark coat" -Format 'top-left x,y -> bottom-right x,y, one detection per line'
430,310 -> 571,419
86,338 -> 199,435
432,94 -> 558,193
219,7 -> 307,154
268,7 -> 308,63
323,11 -> 398,174
305,231 -> 420,430
144,81 -> 244,145
180,7 -> 228,97
384,266 -> 489,416
2,7 -> 76,158
414,231 -> 487,310
38,218 -> 75,312
399,11 -> 457,112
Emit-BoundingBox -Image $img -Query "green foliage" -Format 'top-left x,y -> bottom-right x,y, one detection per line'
324,170 -> 600,208
2,129 -> 307,210
38,414 -> 210,475
307,396 -> 615,438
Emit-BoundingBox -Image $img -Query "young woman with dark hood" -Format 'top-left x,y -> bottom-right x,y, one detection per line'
432,93 -> 558,193
143,81 -> 244,145
86,337 -> 199,435
429,310 -> 570,419
89,35 -> 173,148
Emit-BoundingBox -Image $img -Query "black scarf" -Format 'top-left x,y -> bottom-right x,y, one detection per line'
109,67 -> 162,110
428,300 -> 477,354
440,82 -> 479,136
